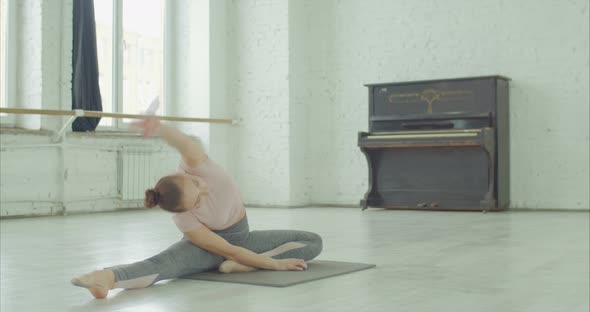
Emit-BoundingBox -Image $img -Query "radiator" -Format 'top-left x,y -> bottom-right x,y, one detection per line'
119,150 -> 165,200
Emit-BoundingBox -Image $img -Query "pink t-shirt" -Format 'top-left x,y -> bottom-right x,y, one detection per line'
172,158 -> 245,232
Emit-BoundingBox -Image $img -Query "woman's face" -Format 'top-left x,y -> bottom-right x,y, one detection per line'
178,175 -> 206,211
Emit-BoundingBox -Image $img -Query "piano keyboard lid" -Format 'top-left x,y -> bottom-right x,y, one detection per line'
364,129 -> 482,140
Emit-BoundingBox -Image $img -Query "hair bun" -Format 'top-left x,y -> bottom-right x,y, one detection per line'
144,189 -> 160,208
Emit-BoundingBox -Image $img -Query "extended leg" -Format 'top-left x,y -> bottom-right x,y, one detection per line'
72,239 -> 224,298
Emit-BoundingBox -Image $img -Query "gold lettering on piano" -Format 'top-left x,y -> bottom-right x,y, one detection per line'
388,89 -> 474,113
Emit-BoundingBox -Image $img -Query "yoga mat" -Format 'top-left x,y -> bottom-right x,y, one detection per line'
181,260 -> 376,287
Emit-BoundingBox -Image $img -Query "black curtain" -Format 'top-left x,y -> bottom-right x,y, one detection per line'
72,0 -> 102,131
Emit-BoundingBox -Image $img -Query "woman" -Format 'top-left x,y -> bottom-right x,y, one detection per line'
71,117 -> 323,299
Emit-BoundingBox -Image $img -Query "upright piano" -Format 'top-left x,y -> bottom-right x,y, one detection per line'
358,76 -> 510,211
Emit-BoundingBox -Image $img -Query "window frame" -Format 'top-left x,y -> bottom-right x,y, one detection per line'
97,0 -> 170,130
1,0 -> 17,126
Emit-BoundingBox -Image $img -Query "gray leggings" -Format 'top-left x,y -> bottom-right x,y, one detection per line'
108,216 -> 323,288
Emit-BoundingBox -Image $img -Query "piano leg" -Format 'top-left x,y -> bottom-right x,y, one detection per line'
359,147 -> 374,211
360,200 -> 368,211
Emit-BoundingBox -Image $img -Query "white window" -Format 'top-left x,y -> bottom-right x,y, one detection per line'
0,0 -> 15,124
1,0 -> 8,111
94,0 -> 165,127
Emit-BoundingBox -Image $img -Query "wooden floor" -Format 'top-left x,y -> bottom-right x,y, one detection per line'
1,207 -> 588,312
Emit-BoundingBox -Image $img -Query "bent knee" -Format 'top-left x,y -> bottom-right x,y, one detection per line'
308,233 -> 323,259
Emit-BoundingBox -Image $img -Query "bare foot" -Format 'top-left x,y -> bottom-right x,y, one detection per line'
218,260 -> 258,273
71,270 -> 115,299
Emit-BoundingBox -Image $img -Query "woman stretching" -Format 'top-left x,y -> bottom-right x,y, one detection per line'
71,117 -> 323,299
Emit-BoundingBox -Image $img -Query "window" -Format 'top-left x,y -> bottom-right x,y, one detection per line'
94,0 -> 165,127
0,0 -> 15,123
1,0 -> 7,111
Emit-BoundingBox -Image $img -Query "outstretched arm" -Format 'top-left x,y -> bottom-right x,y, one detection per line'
132,117 -> 207,168
184,226 -> 307,271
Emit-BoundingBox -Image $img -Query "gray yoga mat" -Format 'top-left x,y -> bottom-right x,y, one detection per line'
181,260 -> 376,287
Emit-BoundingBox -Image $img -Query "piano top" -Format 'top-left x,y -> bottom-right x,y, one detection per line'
364,75 -> 511,87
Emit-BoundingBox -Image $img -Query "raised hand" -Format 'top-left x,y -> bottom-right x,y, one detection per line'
131,116 -> 161,137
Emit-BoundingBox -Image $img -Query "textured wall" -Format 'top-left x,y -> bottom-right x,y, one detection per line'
227,0 -> 294,205
14,0 -> 43,129
209,0 -> 236,172
168,0 -> 210,143
3,0 -> 588,215
0,132 -> 178,217
0,134 -> 62,216
41,0 -> 71,131
5,0 -> 71,130
223,0 -> 588,209
288,1 -> 312,205
301,0 -> 589,209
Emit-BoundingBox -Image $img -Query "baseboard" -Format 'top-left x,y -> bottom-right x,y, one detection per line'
245,204 -> 308,209
244,203 -> 360,209
312,204 -> 360,208
508,207 -> 590,212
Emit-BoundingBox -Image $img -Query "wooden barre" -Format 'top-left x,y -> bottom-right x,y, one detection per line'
0,107 -> 236,124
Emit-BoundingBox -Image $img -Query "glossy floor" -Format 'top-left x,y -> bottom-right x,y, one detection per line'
1,208 -> 588,312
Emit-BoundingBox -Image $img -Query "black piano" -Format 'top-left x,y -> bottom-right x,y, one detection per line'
358,76 -> 510,211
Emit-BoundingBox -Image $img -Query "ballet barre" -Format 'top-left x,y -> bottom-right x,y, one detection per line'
0,107 -> 237,142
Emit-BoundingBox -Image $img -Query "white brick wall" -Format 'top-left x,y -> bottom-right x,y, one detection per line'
42,0 -> 72,130
2,0 -> 588,216
0,133 -> 178,217
228,0 -> 294,205
224,0 -> 589,209
14,0 -> 43,129
303,0 -> 589,209
209,0 -> 234,172
10,0 -> 71,130
288,0 -> 312,205
167,0 -> 210,143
